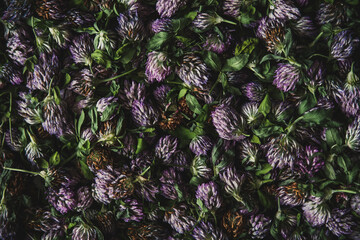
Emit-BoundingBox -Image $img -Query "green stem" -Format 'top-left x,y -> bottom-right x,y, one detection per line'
166,81 -> 184,86
96,68 -> 137,84
309,53 -> 329,60
8,92 -> 12,144
140,166 -> 151,176
61,152 -> 78,166
332,189 -> 357,194
309,32 -> 324,48
3,167 -> 40,176
222,19 -> 237,25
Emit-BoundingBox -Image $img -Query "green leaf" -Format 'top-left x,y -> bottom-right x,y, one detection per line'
324,163 -> 336,180
302,109 -> 332,125
253,125 -> 283,138
347,165 -> 359,184
135,138 -> 145,154
203,51 -> 222,71
147,32 -> 171,50
211,139 -> 223,165
235,38 -> 259,55
326,128 -> 343,147
78,110 -> 85,135
222,54 -> 249,72
172,18 -> 191,32
174,184 -> 183,201
178,88 -> 188,100
79,160 -> 94,180
115,115 -> 124,135
260,54 -> 285,64
89,107 -> 98,133
64,73 -> 71,85
190,176 -> 202,186
258,94 -> 271,116
251,135 -> 261,144
37,159 -> 49,169
186,94 -> 203,114
256,164 -> 272,175
283,29 -> 293,57
49,152 -> 60,166
298,94 -> 317,115
172,126 -> 197,140
100,104 -> 117,122
258,190 -> 271,209
119,47 -> 136,65
337,156 -> 348,173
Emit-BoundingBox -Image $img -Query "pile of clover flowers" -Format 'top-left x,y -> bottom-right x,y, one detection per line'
1,0 -> 360,239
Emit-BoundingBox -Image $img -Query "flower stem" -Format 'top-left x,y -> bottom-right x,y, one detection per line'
222,19 -> 237,25
96,68 -> 137,84
332,189 -> 357,194
3,167 -> 40,176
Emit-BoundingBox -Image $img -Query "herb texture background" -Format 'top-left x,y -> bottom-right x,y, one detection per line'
1,0 -> 360,239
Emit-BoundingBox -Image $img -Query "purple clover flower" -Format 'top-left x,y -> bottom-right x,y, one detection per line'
69,33 -> 94,65
307,60 -> 325,88
42,97 -> 71,137
96,96 -> 118,114
151,18 -> 172,33
316,3 -> 348,26
119,80 -> 146,109
192,221 -> 228,240
331,31 -> 359,61
131,99 -> 159,127
159,168 -> 182,200
155,135 -> 178,162
273,63 -> 301,92
293,16 -> 317,38
299,146 -> 324,176
219,166 -> 245,202
76,186 -> 93,211
156,0 -> 185,18
346,117 -> 360,151
192,13 -> 222,32
326,209 -> 355,237
243,82 -> 265,102
276,182 -> 307,207
68,69 -> 94,97
350,195 -> 360,215
0,63 -> 23,85
92,166 -> 133,204
66,9 -> 95,27
164,204 -> 196,234
177,54 -> 209,89
269,0 -> 301,21
203,33 -> 229,54
211,103 -> 246,141
171,150 -> 189,172
302,196 -> 330,227
153,84 -> 171,106
248,214 -> 272,239
72,222 -> 97,240
27,52 -> 59,91
145,51 -> 171,83
119,198 -> 144,222
223,0 -> 241,18
189,135 -> 213,156
191,156 -> 213,179
47,187 -> 76,214
266,134 -> 301,169
116,12 -> 145,41
7,29 -> 34,66
195,181 -> 222,211
136,181 -> 159,202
